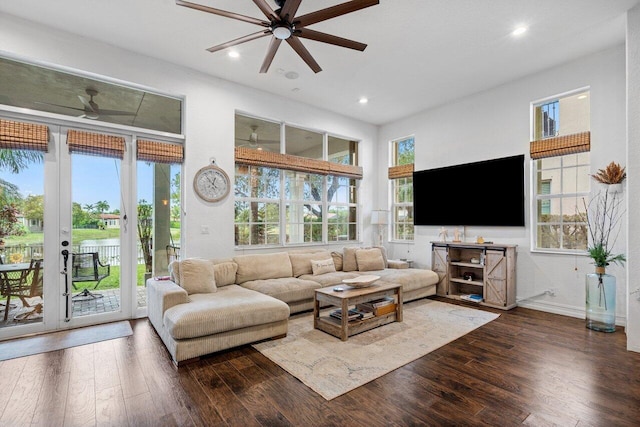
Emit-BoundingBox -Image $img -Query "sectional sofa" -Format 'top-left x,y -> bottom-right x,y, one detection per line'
147,247 -> 439,365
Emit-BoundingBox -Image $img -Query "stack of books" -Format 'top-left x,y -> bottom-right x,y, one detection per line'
356,296 -> 396,316
460,294 -> 483,303
330,308 -> 363,322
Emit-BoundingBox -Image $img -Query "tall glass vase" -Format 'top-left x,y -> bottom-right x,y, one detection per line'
585,267 -> 616,332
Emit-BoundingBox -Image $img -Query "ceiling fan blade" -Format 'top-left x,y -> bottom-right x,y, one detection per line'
207,30 -> 271,53
295,0 -> 379,28
96,109 -> 137,116
296,28 -> 367,51
279,0 -> 302,21
34,101 -> 85,112
260,37 -> 283,73
176,0 -> 269,27
251,0 -> 279,21
78,95 -> 95,112
286,37 -> 322,73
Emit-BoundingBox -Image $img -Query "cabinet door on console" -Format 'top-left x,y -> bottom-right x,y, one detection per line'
484,249 -> 508,306
432,245 -> 448,296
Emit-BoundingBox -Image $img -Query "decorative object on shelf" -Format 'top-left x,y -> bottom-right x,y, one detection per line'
582,169 -> 626,332
371,210 -> 388,246
470,257 -> 480,264
439,227 -> 448,242
591,161 -> 626,194
453,227 -> 462,242
193,159 -> 230,202
342,274 -> 380,288
462,272 -> 475,281
476,236 -> 484,244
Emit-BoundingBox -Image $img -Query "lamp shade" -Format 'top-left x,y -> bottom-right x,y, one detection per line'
371,210 -> 388,225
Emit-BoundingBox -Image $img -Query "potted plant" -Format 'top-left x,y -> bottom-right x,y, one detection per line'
582,163 -> 626,332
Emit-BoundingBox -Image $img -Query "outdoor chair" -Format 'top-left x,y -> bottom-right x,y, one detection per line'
2,258 -> 43,321
71,252 -> 110,299
166,244 -> 180,265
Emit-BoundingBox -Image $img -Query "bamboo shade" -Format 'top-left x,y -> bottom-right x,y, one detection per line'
530,131 -> 590,160
388,163 -> 414,179
235,147 -> 362,178
137,139 -> 184,164
0,119 -> 49,152
67,129 -> 125,159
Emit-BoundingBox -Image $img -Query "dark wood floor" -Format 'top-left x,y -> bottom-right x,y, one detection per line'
1,296 -> 639,426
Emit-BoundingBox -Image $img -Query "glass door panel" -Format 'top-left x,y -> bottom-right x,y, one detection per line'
0,147 -> 46,331
70,153 -> 122,319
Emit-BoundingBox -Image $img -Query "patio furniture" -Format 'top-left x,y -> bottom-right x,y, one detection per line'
166,245 -> 180,265
1,259 -> 43,321
71,252 -> 110,299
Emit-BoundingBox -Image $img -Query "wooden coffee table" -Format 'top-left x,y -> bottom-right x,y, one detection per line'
313,282 -> 403,341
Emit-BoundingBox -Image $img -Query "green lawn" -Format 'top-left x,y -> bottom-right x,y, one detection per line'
2,228 -> 180,246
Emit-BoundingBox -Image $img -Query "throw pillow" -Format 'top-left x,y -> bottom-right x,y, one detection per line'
179,258 -> 217,295
331,251 -> 343,271
289,251 -> 331,277
355,248 -> 385,271
343,247 -> 359,272
213,261 -> 238,287
311,258 -> 336,275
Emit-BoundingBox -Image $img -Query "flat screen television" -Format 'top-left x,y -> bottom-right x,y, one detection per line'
413,154 -> 525,227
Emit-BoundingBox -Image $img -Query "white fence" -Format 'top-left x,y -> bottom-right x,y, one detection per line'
0,243 -> 145,266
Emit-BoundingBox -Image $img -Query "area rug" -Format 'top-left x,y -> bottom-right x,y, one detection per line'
0,320 -> 133,361
252,299 -> 499,400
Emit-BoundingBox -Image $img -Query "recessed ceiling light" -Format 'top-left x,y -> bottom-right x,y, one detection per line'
228,51 -> 240,58
285,71 -> 299,80
512,26 -> 527,36
358,97 -> 368,104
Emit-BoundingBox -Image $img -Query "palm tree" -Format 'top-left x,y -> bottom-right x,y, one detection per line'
0,149 -> 43,174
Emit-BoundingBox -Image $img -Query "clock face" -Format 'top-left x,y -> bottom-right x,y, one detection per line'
193,165 -> 230,202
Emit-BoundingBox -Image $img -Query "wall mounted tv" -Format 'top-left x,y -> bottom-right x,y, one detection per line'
413,154 -> 525,227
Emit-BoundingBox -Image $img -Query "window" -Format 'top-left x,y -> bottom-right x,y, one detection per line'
234,114 -> 361,247
532,90 -> 590,252
390,136 -> 415,241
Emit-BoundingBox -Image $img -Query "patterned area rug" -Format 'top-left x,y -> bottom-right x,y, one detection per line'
253,299 -> 499,400
0,321 -> 133,361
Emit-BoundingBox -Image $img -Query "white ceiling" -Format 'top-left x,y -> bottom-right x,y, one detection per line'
0,0 -> 638,126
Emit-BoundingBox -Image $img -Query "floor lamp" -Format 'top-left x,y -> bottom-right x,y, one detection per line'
371,210 -> 388,247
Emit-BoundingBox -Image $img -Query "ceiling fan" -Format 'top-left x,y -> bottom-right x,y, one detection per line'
38,88 -> 136,120
236,125 -> 280,150
176,0 -> 379,73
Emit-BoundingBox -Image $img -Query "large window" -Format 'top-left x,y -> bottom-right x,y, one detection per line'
390,136 -> 415,241
532,90 -> 590,252
234,114 -> 361,247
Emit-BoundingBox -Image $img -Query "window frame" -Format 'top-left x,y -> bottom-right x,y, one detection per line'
389,135 -> 415,242
530,88 -> 590,254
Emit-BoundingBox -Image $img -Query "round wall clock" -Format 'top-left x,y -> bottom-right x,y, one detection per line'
193,163 -> 230,202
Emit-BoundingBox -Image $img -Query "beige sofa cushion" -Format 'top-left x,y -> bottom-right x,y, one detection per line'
343,247 -> 359,271
331,251 -> 343,271
240,277 -> 321,303
311,258 -> 336,275
163,285 -> 289,340
234,252 -> 293,284
170,259 -> 237,288
356,248 -> 386,272
299,271 -> 360,287
178,258 -> 217,295
288,250 -> 331,277
370,269 -> 440,293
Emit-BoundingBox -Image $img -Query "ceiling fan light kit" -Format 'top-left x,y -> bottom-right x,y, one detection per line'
176,0 -> 379,73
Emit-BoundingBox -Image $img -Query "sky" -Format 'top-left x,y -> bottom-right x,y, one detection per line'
0,154 -> 176,211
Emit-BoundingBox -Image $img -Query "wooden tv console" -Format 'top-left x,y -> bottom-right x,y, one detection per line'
431,242 -> 517,310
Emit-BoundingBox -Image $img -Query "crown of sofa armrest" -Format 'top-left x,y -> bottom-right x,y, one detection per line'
147,279 -> 189,329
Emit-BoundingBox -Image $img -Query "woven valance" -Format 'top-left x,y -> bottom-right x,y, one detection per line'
388,163 -> 414,179
137,139 -> 184,164
235,147 -> 362,179
530,131 -> 590,160
67,129 -> 125,159
0,119 -> 49,152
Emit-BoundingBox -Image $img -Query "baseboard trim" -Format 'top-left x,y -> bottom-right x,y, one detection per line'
517,300 -> 627,327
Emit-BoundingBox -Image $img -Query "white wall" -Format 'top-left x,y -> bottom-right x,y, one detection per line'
0,14 -> 379,260
379,45 -> 629,324
627,5 -> 640,351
